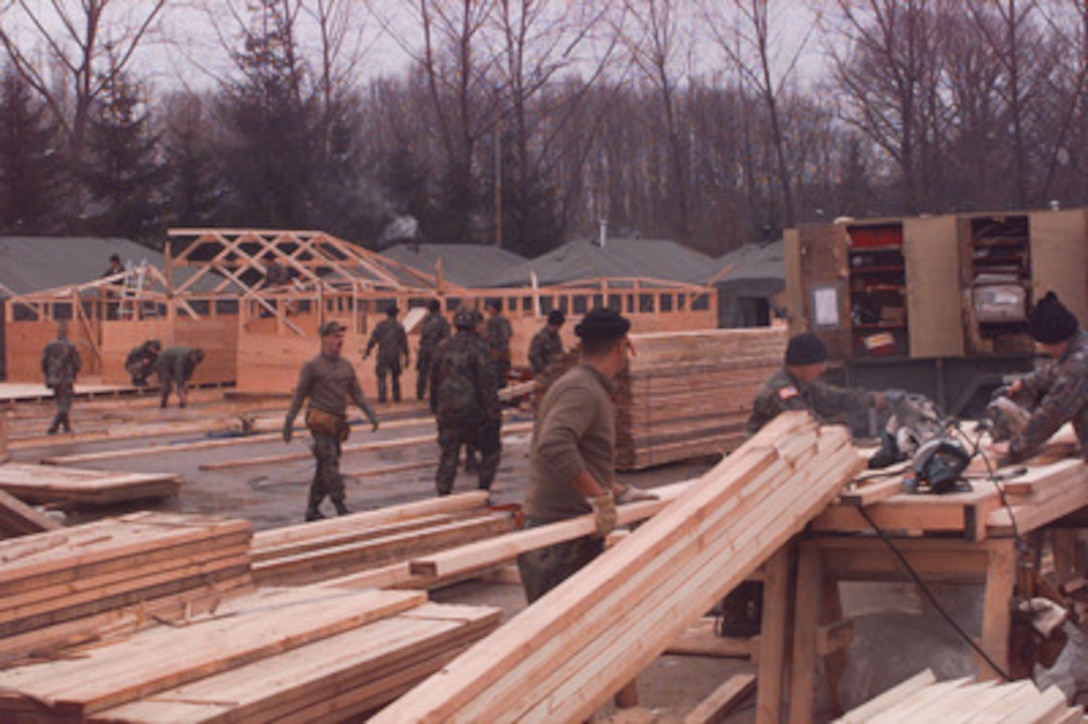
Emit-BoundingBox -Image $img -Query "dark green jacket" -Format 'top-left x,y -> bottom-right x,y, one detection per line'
430,330 -> 500,424
746,367 -> 875,436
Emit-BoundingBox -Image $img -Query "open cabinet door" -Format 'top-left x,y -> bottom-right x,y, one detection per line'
904,215 -> 964,358
1031,209 -> 1087,326
789,223 -> 851,360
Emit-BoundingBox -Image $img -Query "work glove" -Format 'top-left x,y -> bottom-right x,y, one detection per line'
615,485 -> 658,504
591,492 -> 617,538
282,422 -> 293,444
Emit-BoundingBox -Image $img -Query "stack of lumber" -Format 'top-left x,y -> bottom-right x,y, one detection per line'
0,586 -> 502,722
614,327 -> 787,470
372,411 -> 865,722
251,491 -> 515,587
0,462 -> 182,505
0,512 -> 253,666
834,668 -> 1084,723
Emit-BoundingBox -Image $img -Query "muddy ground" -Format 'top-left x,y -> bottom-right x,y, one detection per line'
9,388 -> 1058,722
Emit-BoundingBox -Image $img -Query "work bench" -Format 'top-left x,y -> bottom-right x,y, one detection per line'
754,449 -> 1088,723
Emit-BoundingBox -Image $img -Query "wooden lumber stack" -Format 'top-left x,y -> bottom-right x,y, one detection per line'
614,327 -> 787,470
371,411 -> 865,722
0,462 -> 182,505
0,586 -> 502,723
0,487 -> 60,539
250,491 -> 515,587
0,512 -> 253,665
833,668 -> 1084,722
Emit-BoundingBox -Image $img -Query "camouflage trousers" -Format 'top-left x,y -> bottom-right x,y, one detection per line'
48,383 -> 73,433
435,418 -> 501,496
517,520 -> 604,603
308,431 -> 345,508
375,360 -> 402,403
415,352 -> 434,401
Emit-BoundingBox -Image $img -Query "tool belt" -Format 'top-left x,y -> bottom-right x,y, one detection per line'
305,408 -> 350,442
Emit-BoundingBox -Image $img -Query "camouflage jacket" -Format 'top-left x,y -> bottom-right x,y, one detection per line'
486,314 -> 513,360
746,367 -> 876,437
430,330 -> 500,424
417,312 -> 451,366
155,346 -> 201,383
1009,329 -> 1088,461
528,327 -> 563,376
41,337 -> 81,387
366,318 -> 409,365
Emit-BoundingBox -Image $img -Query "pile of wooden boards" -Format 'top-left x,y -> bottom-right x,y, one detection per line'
0,462 -> 183,506
0,586 -> 502,722
251,491 -> 515,588
372,411 -> 865,722
834,668 -> 1084,722
614,327 -> 787,470
0,512 -> 253,666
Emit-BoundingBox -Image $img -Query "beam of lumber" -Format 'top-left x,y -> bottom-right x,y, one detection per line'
91,602 -> 502,723
838,478 -> 905,506
39,411 -> 449,466
682,671 -> 757,724
0,587 -> 427,717
370,412 -> 865,722
0,463 -> 182,505
987,460 -> 1088,536
864,677 -> 974,723
251,491 -> 489,550
198,420 -> 534,471
407,479 -> 694,578
8,413 -> 284,452
252,514 -> 513,587
0,487 -> 60,538
498,379 -> 537,402
665,618 -> 753,659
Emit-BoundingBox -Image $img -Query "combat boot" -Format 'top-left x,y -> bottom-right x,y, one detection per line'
304,504 -> 325,522
333,500 -> 350,516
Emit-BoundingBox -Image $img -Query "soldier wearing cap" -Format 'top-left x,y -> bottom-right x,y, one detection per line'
746,331 -> 886,436
364,305 -> 410,403
41,320 -> 81,435
430,307 -> 501,496
990,291 -> 1088,464
155,346 -> 205,408
416,299 -> 450,401
517,308 -> 657,604
284,320 -> 380,521
528,309 -> 566,379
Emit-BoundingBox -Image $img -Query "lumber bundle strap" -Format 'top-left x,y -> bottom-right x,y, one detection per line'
372,411 -> 865,722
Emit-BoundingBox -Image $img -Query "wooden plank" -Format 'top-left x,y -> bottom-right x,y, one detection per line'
0,487 -> 60,538
665,618 -> 753,659
0,463 -> 182,505
756,546 -> 790,724
407,480 -> 694,578
866,677 -> 974,723
0,587 -> 427,717
683,671 -> 757,724
994,684 -> 1069,723
788,542 -> 823,722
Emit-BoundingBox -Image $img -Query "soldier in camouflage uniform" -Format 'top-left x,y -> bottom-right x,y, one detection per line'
415,299 -> 450,401
155,346 -> 205,408
528,310 -> 566,378
746,332 -> 886,436
364,306 -> 410,403
284,320 -> 380,521
430,307 -> 502,496
485,300 -> 513,389
41,320 -> 82,435
125,339 -> 161,386
990,292 -> 1088,464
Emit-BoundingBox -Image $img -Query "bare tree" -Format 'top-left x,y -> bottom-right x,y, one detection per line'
0,0 -> 167,178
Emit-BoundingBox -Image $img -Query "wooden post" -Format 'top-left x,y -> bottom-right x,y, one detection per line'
756,544 -> 792,724
788,542 -> 823,723
978,538 -> 1016,680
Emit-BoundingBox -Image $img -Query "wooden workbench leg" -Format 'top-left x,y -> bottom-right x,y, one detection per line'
978,539 -> 1016,681
788,541 -> 822,723
756,544 -> 792,724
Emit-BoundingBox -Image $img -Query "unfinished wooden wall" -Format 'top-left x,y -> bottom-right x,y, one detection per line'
5,320 -> 98,383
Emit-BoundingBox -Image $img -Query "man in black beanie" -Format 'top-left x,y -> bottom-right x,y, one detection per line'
746,331 -> 887,436
990,291 -> 1088,464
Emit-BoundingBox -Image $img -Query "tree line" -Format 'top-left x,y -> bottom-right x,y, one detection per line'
0,0 -> 1084,260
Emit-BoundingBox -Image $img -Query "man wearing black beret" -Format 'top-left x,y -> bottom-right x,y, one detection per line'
518,307 -> 656,604
990,291 -> 1088,464
746,331 -> 887,436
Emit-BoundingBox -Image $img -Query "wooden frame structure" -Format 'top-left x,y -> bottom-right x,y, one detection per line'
3,228 -> 719,391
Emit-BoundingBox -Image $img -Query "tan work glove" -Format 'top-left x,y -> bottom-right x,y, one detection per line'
591,492 -> 617,538
615,485 -> 658,504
